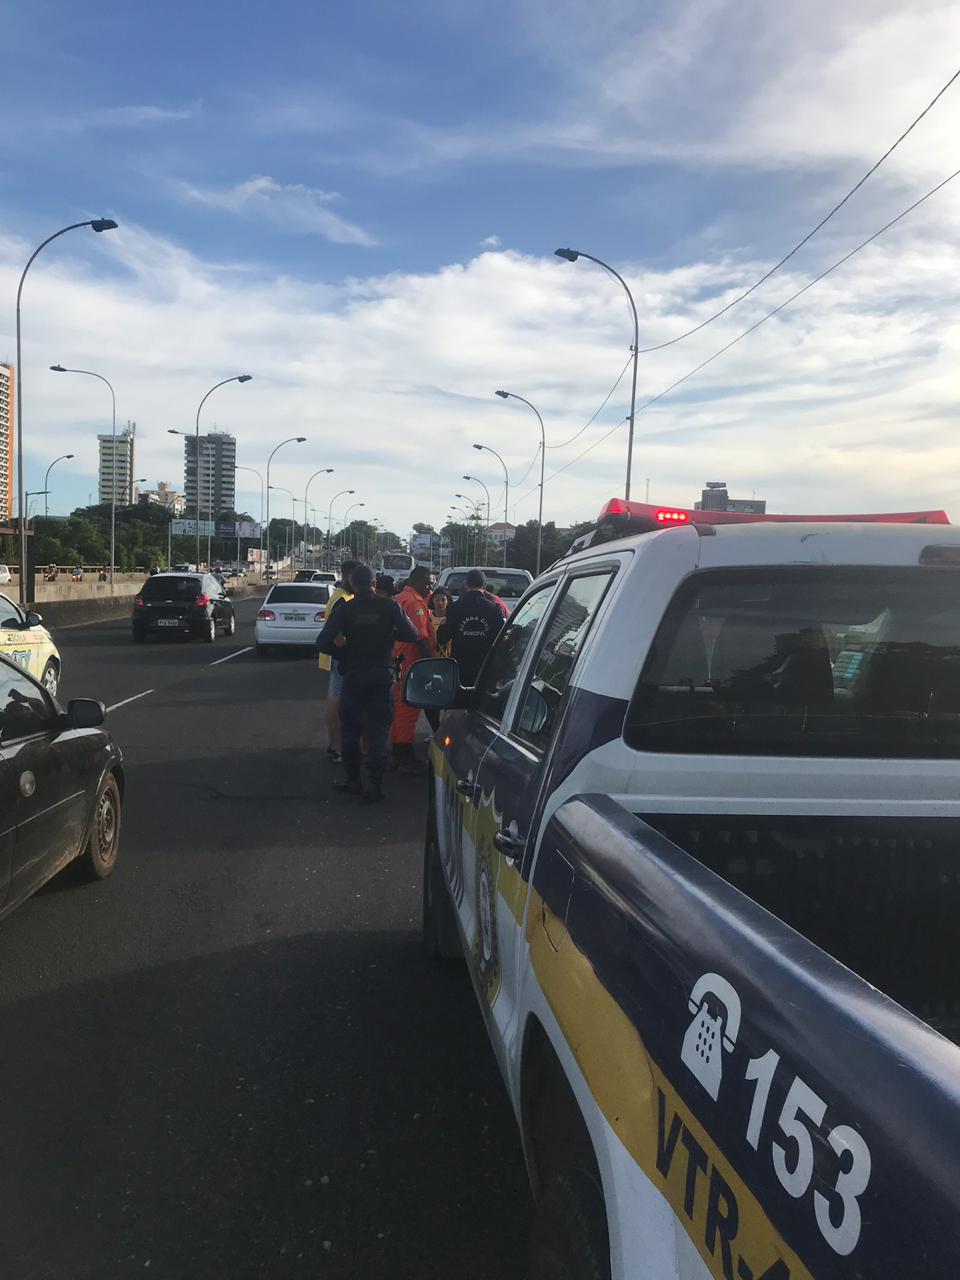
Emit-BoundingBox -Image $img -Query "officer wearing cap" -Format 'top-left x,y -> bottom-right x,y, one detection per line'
315,564 -> 418,803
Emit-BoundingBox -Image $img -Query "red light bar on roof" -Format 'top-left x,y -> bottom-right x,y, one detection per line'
597,499 -> 950,529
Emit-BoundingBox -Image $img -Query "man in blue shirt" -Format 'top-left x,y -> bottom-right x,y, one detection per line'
437,568 -> 505,685
316,565 -> 418,803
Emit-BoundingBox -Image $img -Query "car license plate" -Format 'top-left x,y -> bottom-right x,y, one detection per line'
158,618 -> 180,627
286,614 -> 307,622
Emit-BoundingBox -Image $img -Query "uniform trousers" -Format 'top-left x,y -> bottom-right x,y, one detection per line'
340,666 -> 395,781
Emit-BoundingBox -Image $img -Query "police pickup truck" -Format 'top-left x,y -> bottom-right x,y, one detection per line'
403,499 -> 960,1280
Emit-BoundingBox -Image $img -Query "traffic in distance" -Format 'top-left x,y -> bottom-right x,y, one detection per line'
4,499 -> 960,1279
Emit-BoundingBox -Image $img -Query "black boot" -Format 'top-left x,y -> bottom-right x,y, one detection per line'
361,775 -> 385,804
333,763 -> 363,795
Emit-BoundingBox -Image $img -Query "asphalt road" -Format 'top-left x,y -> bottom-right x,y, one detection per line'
0,599 -> 530,1279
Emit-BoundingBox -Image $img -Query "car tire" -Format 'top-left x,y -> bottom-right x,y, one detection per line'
81,773 -> 122,881
41,659 -> 60,697
203,617 -> 216,643
225,613 -> 236,637
422,790 -> 463,964
529,1171 -> 610,1280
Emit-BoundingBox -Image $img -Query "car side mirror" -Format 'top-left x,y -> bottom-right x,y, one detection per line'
67,699 -> 106,729
25,610 -> 43,628
403,657 -> 466,709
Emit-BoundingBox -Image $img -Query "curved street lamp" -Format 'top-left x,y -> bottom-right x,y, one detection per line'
303,467 -> 334,569
326,489 -> 355,565
473,443 -> 510,566
51,364 -> 118,582
268,484 -> 296,570
192,375 -> 253,568
555,247 -> 639,500
235,464 -> 264,568
42,452 -> 74,519
264,435 -> 306,579
339,501 -> 365,551
16,218 -> 118,602
462,474 -> 491,562
495,389 -> 545,575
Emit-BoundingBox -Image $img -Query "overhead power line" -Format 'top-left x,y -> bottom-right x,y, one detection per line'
545,354 -> 633,450
633,64 -> 960,356
523,162 -> 960,492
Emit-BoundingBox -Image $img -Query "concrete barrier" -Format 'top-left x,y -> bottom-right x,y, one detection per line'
31,581 -> 264,630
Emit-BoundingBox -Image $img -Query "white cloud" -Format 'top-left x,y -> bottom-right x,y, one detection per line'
86,104 -> 195,128
2,201 -> 959,534
177,176 -> 377,247
480,235 -> 502,248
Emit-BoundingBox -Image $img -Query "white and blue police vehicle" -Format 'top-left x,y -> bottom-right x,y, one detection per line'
404,498 -> 960,1280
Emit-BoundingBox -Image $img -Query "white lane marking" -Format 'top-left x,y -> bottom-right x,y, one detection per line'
106,688 -> 155,712
209,646 -> 253,667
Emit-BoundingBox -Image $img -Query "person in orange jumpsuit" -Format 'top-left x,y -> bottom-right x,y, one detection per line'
391,565 -> 436,771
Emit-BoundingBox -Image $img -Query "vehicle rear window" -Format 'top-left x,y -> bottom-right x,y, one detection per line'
140,576 -> 201,600
267,585 -> 330,605
444,571 -> 531,598
626,566 -> 960,758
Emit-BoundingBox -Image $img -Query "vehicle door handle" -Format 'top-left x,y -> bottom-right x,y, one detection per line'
456,779 -> 480,801
493,829 -> 525,857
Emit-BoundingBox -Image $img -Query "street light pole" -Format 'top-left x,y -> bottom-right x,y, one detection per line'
473,443 -> 510,566
462,474 -> 491,562
42,452 -> 74,519
555,247 -> 639,500
303,467 -> 334,569
326,490 -> 355,567
264,435 -> 306,580
269,485 -> 296,577
339,501 -> 364,552
235,464 -> 264,575
16,218 -> 118,604
193,375 -> 252,569
456,493 -> 484,563
495,390 -> 545,575
50,364 -> 118,583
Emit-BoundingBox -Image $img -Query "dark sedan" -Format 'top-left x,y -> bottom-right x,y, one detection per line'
0,654 -> 123,921
132,572 -> 236,643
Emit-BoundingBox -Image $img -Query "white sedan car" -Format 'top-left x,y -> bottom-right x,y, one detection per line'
255,582 -> 331,657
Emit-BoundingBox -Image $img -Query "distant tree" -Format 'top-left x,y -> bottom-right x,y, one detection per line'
412,522 -> 435,534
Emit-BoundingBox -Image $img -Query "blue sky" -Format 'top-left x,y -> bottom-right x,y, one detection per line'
2,0 -> 959,533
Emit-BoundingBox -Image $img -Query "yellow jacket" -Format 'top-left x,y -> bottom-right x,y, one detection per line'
318,587 -> 353,670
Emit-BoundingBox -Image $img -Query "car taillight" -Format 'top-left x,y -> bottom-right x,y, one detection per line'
135,598 -> 145,607
257,609 -> 276,621
314,611 -> 325,622
195,593 -> 210,606
655,510 -> 689,523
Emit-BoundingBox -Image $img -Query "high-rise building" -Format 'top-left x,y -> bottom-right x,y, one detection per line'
694,481 -> 766,515
0,363 -> 13,520
98,421 -> 136,504
183,432 -> 236,521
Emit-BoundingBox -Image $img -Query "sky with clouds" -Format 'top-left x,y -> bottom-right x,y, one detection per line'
1,0 -> 959,536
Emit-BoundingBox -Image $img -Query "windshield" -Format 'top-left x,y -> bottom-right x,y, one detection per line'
140,575 -> 202,600
444,571 -> 531,598
382,553 -> 415,571
266,585 -> 330,604
627,566 -> 960,758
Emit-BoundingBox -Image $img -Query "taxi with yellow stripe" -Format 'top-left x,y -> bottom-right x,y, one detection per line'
0,591 -> 61,697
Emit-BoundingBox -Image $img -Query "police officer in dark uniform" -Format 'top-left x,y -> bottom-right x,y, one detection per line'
438,568 -> 505,685
315,565 -> 418,803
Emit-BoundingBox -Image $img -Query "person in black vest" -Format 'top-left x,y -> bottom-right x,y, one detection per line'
315,565 -> 418,803
437,568 -> 505,685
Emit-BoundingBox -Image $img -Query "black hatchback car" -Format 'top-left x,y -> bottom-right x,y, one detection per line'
0,653 -> 123,920
132,572 -> 236,643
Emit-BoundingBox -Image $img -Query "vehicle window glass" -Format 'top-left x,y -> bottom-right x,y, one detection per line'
515,573 -> 613,751
140,576 -> 201,600
267,585 -> 330,605
474,585 -> 556,724
626,566 -> 960,758
443,571 -> 531,598
0,663 -> 50,741
0,593 -> 23,628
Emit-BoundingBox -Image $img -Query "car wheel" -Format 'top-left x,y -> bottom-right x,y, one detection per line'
81,773 -> 122,881
225,613 -> 236,636
203,617 -> 216,643
422,789 -> 463,964
41,659 -> 60,697
529,1171 -> 610,1280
